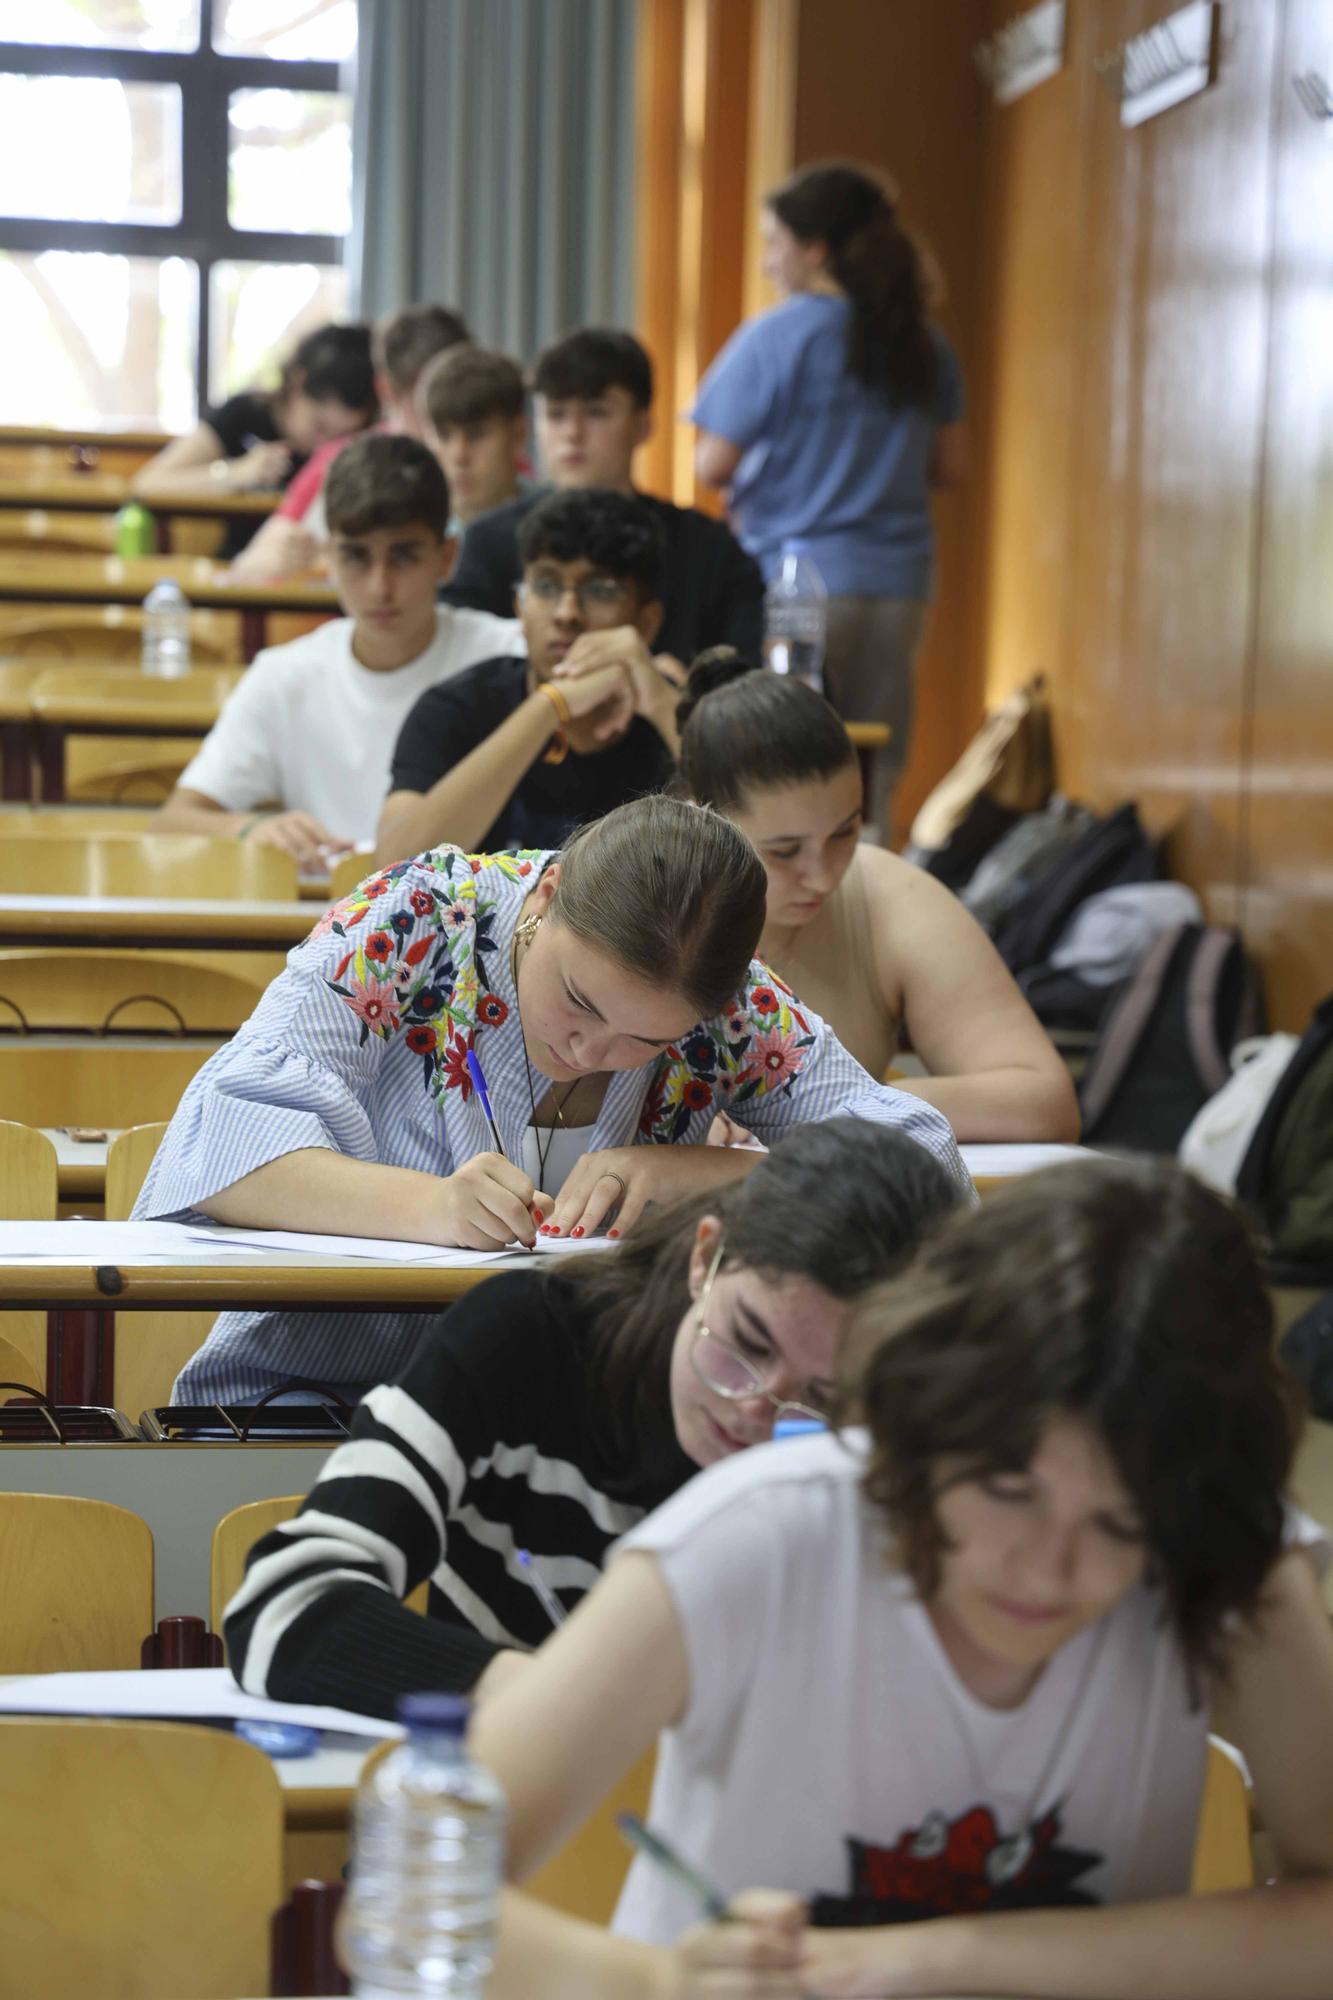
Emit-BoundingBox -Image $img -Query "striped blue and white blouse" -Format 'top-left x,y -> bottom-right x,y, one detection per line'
135,846 -> 966,1403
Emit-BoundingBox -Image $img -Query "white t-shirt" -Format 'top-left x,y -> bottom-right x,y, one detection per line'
613,1429 -> 1326,1945
178,607 -> 521,844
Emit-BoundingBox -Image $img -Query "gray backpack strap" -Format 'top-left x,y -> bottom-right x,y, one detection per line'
1079,927 -> 1184,1132
1184,928 -> 1234,1097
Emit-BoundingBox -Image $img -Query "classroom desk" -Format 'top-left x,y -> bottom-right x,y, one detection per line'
0,474 -> 275,552
0,1230 -> 498,1405
0,892 -> 317,951
42,1126 -> 117,1201
0,553 -> 337,660
844,719 -> 889,800
0,661 -> 242,802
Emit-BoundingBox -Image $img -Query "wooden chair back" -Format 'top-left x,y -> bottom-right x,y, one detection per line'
0,1121 -> 57,1389
105,1120 -> 168,1218
1191,1738 -> 1254,1893
0,1038 -> 225,1128
524,1744 -> 658,1924
0,947 -> 280,1034
0,805 -> 157,836
211,1495 -> 431,1647
0,1493 -> 154,1672
0,1717 -> 284,1999
106,1119 -> 214,1418
0,831 -> 298,899
0,604 -> 238,663
328,846 -> 375,900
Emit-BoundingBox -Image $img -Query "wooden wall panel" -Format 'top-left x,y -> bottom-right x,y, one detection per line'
1243,0 -> 1333,1023
789,0 -> 990,840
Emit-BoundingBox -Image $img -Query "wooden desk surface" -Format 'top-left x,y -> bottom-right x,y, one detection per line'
845,721 -> 890,748
0,1252 -> 493,1314
30,664 -> 242,730
0,893 -> 317,950
0,475 -> 275,520
0,553 -> 337,616
0,425 -> 170,453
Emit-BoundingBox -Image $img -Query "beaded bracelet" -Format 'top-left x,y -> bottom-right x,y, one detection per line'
535,680 -> 571,764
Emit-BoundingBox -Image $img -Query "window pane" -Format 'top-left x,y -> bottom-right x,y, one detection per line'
212,0 -> 355,61
0,0 -> 200,52
228,89 -> 352,236
0,76 -> 181,225
0,250 -> 195,428
208,260 -> 347,405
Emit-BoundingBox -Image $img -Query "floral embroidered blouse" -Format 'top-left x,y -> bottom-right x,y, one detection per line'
137,847 -> 966,1403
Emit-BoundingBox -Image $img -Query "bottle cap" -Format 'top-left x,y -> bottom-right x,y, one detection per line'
398,1691 -> 472,1733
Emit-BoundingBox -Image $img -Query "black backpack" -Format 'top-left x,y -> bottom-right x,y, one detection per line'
991,803 -> 1159,976
1078,923 -> 1265,1151
1235,994 -> 1333,1269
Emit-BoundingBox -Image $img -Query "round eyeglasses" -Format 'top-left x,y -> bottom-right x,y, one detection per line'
520,573 -> 631,614
689,1239 -> 829,1432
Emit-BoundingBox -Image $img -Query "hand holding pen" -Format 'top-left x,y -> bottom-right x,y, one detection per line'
675,1890 -> 809,1997
463,1048 -> 546,1249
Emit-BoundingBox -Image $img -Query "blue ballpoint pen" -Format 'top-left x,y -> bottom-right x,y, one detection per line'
516,1547 -> 567,1629
466,1046 -> 536,1250
615,1812 -> 731,1922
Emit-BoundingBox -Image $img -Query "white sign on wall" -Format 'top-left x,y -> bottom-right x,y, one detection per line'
1099,1 -> 1220,129
974,0 -> 1067,106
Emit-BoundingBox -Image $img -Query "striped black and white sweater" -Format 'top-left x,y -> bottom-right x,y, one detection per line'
224,1270 -> 695,1719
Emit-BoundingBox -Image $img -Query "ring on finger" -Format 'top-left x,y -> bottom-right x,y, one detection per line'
602,1171 -> 628,1207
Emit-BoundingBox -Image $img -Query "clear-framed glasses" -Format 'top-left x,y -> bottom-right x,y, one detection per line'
689,1239 -> 829,1431
520,571 -> 631,615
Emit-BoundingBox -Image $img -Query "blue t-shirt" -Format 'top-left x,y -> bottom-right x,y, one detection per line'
690,294 -> 963,600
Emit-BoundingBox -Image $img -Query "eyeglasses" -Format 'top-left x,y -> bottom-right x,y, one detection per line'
689,1240 -> 829,1432
521,573 -> 631,614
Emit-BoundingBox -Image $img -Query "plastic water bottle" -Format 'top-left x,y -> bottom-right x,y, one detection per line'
337,1693 -> 508,1998
141,577 -> 191,679
763,548 -> 827,691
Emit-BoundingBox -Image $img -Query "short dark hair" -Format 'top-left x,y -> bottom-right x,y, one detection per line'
846,1157 -> 1298,1685
373,303 -> 470,395
517,487 -> 664,602
676,649 -> 858,810
325,433 -> 449,540
421,344 -> 525,429
531,327 -> 653,410
573,1118 -> 965,1456
553,795 -> 766,1020
282,323 -> 377,413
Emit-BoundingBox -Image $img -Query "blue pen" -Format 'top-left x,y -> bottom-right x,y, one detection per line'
516,1547 -> 567,1629
616,1812 -> 731,1922
466,1048 -> 506,1157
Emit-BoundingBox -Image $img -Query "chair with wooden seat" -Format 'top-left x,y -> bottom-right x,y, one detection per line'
0,1492 -> 153,1672
105,1117 -> 214,1429
1191,1738 -> 1254,1892
212,1495 -> 432,1655
0,1716 -> 284,2000
0,603 -> 239,664
0,803 -> 157,836
0,829 -> 298,899
0,1038 -> 226,1130
0,1119 -> 57,1389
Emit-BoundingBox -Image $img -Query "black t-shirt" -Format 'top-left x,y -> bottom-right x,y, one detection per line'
442,488 -> 765,664
203,393 -> 308,555
389,655 -> 674,851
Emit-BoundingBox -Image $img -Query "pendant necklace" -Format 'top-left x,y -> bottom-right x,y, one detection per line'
512,906 -> 584,1193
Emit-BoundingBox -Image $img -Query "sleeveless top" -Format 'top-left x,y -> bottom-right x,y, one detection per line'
766,850 -> 901,1081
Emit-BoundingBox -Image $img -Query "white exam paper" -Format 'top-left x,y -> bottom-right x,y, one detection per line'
0,1666 -> 398,1741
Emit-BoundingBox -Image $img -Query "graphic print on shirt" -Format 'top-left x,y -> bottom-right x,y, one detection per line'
809,1801 -> 1102,1926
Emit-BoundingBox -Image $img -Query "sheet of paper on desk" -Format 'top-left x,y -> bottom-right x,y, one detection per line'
0,1219 -> 272,1261
0,1667 -> 400,1742
183,1223 -> 513,1265
960,1142 -> 1092,1178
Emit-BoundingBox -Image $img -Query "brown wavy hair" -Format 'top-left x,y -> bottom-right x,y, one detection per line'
769,160 -> 940,408
842,1157 -> 1298,1683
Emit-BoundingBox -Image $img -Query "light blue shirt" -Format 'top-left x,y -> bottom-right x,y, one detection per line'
691,295 -> 963,601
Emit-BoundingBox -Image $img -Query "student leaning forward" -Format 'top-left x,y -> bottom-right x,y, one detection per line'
470,1157 -> 1333,1999
134,795 -> 967,1404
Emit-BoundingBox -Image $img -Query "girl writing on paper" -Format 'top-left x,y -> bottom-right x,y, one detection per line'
469,1158 -> 1333,1999
135,795 -> 966,1402
676,652 -> 1078,1143
225,1120 -> 963,1716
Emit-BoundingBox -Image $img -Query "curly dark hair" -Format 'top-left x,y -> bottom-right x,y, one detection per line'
517,486 -> 664,602
530,327 -> 654,410
844,1157 -> 1298,1685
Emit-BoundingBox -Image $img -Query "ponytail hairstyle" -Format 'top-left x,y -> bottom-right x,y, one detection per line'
675,648 -> 858,814
769,160 -> 939,408
567,1117 -> 965,1456
551,794 -> 767,1020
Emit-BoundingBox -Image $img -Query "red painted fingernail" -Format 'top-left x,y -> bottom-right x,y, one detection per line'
608,1228 -> 620,1239
571,1225 -> 585,1238
547,1225 -> 562,1237
539,1225 -> 552,1235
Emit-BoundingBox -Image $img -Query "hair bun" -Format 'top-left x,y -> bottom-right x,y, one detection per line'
676,647 -> 762,730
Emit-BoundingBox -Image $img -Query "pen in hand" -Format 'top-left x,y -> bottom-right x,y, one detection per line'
616,1811 -> 731,1922
466,1047 -> 539,1250
516,1547 -> 567,1630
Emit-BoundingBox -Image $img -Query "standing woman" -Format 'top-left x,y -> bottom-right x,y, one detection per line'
691,161 -> 965,839
135,795 -> 965,1403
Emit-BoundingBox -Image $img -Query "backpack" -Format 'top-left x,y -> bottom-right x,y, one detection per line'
960,795 -> 1097,933
991,803 -> 1159,977
1078,924 -> 1265,1152
905,675 -> 1054,891
1178,1033 -> 1302,1193
1234,994 -> 1333,1268
1277,1288 -> 1333,1421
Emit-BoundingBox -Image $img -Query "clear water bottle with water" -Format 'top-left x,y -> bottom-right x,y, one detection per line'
763,548 -> 827,691
141,577 -> 191,679
337,1693 -> 508,1999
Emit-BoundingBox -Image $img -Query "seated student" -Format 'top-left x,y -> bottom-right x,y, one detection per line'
225,1119 -> 962,1717
231,303 -> 470,583
133,795 -> 967,1404
131,322 -> 377,555
155,435 -> 520,869
418,342 -> 529,530
471,1156 -> 1333,1998
376,489 -> 678,867
677,651 -> 1078,1143
442,327 -> 764,667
